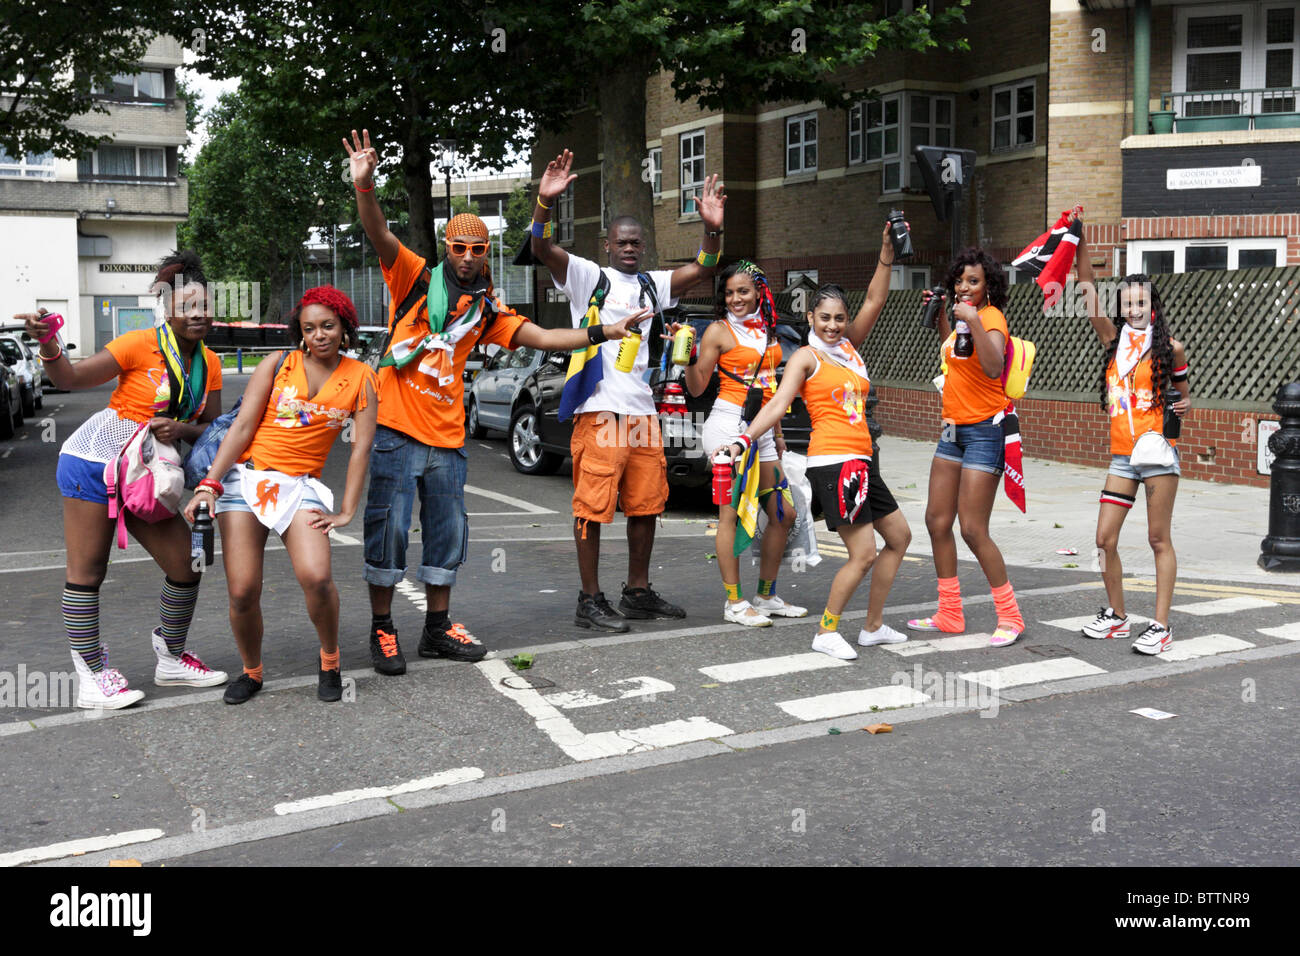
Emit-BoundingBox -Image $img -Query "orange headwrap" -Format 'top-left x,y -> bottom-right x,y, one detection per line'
445,213 -> 489,241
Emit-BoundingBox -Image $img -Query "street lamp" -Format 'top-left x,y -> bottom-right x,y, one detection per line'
434,138 -> 458,238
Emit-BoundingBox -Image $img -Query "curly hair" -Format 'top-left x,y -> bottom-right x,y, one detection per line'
714,259 -> 777,336
289,285 -> 360,350
943,248 -> 1008,311
1099,273 -> 1174,412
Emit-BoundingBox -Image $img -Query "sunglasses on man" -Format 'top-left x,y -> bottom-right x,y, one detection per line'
445,240 -> 490,257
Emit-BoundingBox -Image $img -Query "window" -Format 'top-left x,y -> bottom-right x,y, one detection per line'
992,79 -> 1036,150
96,70 -> 165,101
556,181 -> 574,243
1127,237 -> 1285,273
786,112 -> 818,175
891,265 -> 931,290
906,93 -> 953,186
849,91 -> 953,191
786,269 -> 819,286
649,147 -> 662,198
0,147 -> 54,179
1174,3 -> 1300,115
77,145 -> 168,180
680,129 -> 705,215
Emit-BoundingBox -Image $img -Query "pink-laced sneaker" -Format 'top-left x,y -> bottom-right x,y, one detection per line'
72,646 -> 145,710
151,628 -> 228,687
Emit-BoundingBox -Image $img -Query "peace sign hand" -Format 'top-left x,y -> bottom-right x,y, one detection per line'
342,129 -> 379,188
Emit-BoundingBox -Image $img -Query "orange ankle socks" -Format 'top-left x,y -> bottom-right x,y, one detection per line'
320,649 -> 340,671
992,581 -> 1025,632
244,664 -> 263,683
932,576 -> 965,632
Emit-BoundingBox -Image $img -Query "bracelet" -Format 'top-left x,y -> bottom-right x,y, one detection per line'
531,219 -> 553,239
696,247 -> 720,268
355,181 -> 374,193
879,257 -> 894,267
587,323 -> 605,345
197,478 -> 225,497
40,345 -> 63,362
536,197 -> 550,210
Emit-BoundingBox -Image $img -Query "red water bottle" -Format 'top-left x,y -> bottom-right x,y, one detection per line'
712,453 -> 735,505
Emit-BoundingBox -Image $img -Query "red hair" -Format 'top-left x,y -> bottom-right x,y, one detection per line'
290,285 -> 360,348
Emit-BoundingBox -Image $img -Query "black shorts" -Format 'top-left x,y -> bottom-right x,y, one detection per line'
807,451 -> 899,531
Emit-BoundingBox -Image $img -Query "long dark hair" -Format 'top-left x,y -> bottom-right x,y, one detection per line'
1100,273 -> 1174,411
944,247 -> 1008,311
714,260 -> 777,336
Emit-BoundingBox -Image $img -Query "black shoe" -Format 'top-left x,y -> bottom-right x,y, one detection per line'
318,668 -> 343,702
223,673 -> 262,705
618,583 -> 686,620
418,621 -> 487,662
575,591 -> 630,632
370,624 -> 407,676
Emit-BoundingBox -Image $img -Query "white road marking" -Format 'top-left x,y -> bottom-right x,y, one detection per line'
0,828 -> 164,867
273,767 -> 485,815
394,579 -> 427,612
544,676 -> 674,710
463,483 -> 556,515
583,717 -> 733,755
699,652 -> 852,683
1042,614 -> 1147,632
958,657 -> 1106,689
1172,596 -> 1278,616
1158,633 -> 1255,662
776,685 -> 929,721
881,634 -> 994,657
0,448 -> 10,459
1257,622 -> 1300,641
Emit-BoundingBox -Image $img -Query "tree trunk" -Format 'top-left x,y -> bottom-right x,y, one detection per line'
402,91 -> 437,261
599,56 -> 657,270
263,239 -> 286,323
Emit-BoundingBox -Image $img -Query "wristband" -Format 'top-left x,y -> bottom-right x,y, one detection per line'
733,433 -> 752,451
536,197 -> 550,210
40,345 -> 63,362
587,323 -> 605,345
531,219 -> 553,239
688,342 -> 698,366
696,247 -> 720,268
197,478 -> 225,497
355,182 -> 374,193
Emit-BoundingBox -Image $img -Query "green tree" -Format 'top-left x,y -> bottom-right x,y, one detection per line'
178,90 -> 349,321
501,184 -> 533,260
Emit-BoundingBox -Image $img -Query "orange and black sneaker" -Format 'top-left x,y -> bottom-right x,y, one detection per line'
370,624 -> 407,676
418,621 -> 487,662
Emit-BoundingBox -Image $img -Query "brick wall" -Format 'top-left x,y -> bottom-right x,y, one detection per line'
874,385 -> 1278,488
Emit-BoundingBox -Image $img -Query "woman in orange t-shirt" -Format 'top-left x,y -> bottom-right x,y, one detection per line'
19,251 -> 228,710
1075,219 -> 1189,656
185,286 -> 378,705
909,248 -> 1027,647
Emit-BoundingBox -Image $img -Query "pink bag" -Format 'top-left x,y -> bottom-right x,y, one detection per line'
104,422 -> 185,549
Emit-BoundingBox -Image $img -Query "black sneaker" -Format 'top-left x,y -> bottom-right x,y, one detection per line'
575,591 -> 630,632
418,621 -> 487,662
318,668 -> 343,702
223,673 -> 262,705
618,583 -> 686,620
370,624 -> 407,676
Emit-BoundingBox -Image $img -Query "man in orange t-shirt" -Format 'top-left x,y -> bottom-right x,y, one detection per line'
344,130 -> 640,674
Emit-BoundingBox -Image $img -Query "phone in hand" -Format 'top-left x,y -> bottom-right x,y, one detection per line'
37,312 -> 64,344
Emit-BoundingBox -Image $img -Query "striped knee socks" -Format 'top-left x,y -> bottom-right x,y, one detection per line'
63,582 -> 102,672
159,576 -> 200,656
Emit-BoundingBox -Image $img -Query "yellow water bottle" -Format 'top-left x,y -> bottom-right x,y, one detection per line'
615,331 -> 641,373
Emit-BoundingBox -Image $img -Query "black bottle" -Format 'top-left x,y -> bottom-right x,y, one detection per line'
192,501 -> 214,567
1162,387 -> 1182,439
887,209 -> 914,263
920,285 -> 945,329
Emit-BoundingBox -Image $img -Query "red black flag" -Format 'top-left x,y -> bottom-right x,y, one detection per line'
1013,212 -> 1082,310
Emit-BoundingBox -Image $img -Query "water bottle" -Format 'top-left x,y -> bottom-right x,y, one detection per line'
1162,387 -> 1182,439
920,286 -> 945,329
954,319 -> 973,358
191,501 -> 214,567
887,209 -> 913,263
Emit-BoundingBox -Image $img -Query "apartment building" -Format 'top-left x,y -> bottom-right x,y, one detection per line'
0,35 -> 189,352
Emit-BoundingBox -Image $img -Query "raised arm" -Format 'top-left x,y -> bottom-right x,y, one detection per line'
847,222 -> 897,349
510,308 -> 648,351
343,129 -> 400,270
531,149 -> 577,288
21,310 -> 123,391
1072,207 -> 1116,347
668,175 -> 725,298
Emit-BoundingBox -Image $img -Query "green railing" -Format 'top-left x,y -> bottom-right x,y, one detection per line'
1158,87 -> 1300,132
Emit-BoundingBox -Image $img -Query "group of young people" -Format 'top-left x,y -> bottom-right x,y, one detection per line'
18,132 -> 1189,711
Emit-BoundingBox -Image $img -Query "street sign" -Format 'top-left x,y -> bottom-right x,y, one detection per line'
1259,419 -> 1280,475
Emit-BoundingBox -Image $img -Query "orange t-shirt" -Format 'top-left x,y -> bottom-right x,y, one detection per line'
104,329 -> 223,424
716,323 -> 781,407
238,351 -> 378,479
802,348 -> 873,459
941,304 -> 1009,425
1106,354 -> 1172,456
377,243 -> 528,448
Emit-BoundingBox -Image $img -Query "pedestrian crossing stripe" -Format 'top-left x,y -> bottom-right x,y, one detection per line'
1125,578 -> 1300,602
1171,597 -> 1279,616
1156,634 -> 1254,662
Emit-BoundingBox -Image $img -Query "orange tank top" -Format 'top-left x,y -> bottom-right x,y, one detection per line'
1106,353 -> 1171,456
802,348 -> 873,459
715,321 -> 781,407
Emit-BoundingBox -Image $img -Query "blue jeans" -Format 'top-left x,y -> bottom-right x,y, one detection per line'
363,425 -> 469,588
934,417 -> 1005,475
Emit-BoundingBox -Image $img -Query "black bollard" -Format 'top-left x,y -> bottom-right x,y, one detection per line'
1259,382 -> 1300,571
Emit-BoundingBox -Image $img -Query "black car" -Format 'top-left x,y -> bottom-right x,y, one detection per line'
0,353 -> 23,440
504,305 -> 812,487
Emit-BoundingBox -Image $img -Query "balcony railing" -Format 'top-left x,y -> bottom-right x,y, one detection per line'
1159,88 -> 1300,132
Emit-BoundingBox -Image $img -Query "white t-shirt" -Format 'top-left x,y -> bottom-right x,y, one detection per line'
557,254 -> 677,417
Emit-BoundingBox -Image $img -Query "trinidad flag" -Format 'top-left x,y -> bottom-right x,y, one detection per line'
994,404 -> 1026,512
1013,211 -> 1082,310
557,287 -> 607,422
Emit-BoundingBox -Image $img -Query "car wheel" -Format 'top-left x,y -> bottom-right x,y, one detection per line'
467,398 -> 487,439
508,404 -> 563,476
21,386 -> 35,419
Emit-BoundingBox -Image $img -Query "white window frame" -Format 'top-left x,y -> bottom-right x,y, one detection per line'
904,92 -> 954,187
649,147 -> 662,199
785,111 -> 818,176
0,147 -> 54,179
79,145 -> 167,180
890,265 -> 931,290
1172,3 -> 1300,115
992,79 -> 1036,152
1126,237 -> 1287,273
680,129 -> 705,216
851,91 -> 953,191
96,69 -> 166,101
556,181 -> 574,244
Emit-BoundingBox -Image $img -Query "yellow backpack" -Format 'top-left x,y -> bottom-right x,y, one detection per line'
938,332 -> 1036,400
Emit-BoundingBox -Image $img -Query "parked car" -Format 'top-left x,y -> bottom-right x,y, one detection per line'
0,333 -> 43,417
0,322 -> 72,389
466,346 -> 545,438
501,305 -> 812,488
0,353 -> 22,440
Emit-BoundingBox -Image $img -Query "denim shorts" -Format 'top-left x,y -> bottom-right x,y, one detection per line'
363,425 -> 469,588
1109,451 -> 1180,482
57,454 -> 109,504
934,417 -> 1005,475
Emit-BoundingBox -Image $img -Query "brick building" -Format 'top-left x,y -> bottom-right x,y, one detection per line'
0,35 -> 190,352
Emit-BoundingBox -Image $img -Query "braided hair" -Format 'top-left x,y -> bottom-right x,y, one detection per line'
289,285 -> 360,350
714,259 -> 777,337
943,247 -> 1008,311
1100,273 -> 1174,411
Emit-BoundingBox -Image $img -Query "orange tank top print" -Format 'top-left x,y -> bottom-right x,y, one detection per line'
802,348 -> 873,459
716,321 -> 781,407
940,304 -> 1009,425
1106,353 -> 1170,456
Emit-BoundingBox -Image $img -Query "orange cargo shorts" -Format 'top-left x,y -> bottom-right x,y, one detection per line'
570,411 -> 668,524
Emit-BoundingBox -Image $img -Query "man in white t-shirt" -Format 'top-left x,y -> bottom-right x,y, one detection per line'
531,148 -> 726,631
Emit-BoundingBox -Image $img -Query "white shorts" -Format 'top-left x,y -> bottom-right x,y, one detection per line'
702,399 -> 778,463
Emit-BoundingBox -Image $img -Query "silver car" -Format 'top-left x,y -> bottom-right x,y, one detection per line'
0,333 -> 42,418
466,346 -> 543,438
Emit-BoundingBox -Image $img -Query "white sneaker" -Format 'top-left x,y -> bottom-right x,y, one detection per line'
72,648 -> 145,710
723,600 -> 773,627
858,623 -> 908,646
750,593 -> 809,618
811,630 -> 858,660
1081,607 -> 1130,640
1132,622 -> 1173,655
152,628 -> 228,687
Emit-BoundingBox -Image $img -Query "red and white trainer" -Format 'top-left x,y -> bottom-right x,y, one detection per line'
152,629 -> 229,687
1081,607 -> 1130,640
